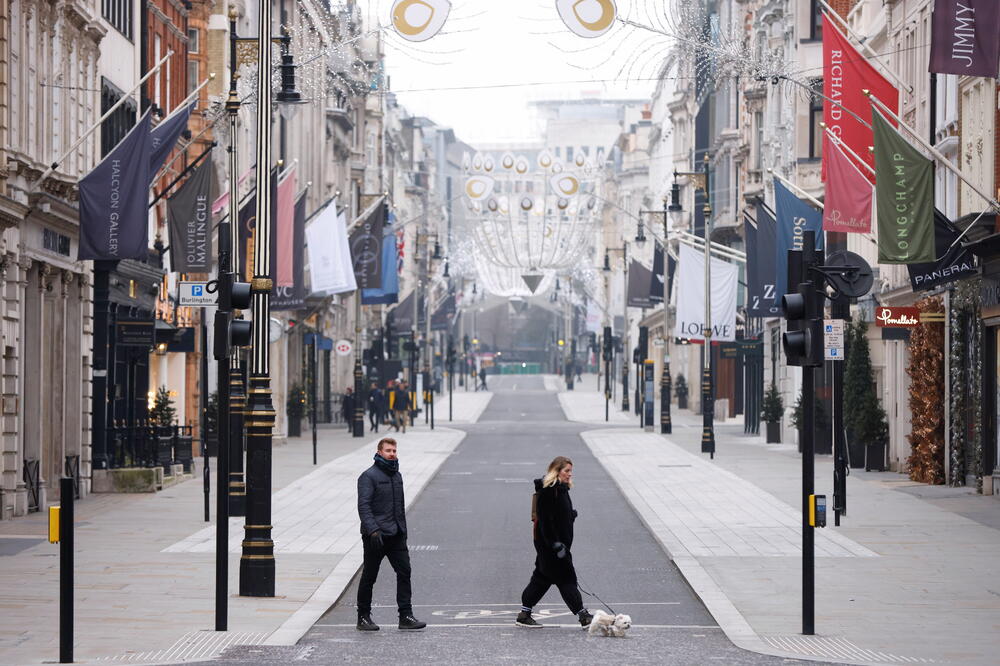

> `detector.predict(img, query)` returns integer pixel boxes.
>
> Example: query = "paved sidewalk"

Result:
[554,373,642,425]
[567,391,1000,665]
[0,391,491,665]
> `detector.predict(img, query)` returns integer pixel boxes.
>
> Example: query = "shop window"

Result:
[809,79,823,159]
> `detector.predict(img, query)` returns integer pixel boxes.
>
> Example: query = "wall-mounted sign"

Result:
[875,307,921,328]
[116,320,155,346]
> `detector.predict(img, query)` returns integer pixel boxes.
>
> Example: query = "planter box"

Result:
[677,396,688,410]
[288,416,302,438]
[765,421,781,443]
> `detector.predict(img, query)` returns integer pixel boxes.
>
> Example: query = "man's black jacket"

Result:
[358,463,407,537]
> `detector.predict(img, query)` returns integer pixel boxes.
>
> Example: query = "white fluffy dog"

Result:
[586,609,632,637]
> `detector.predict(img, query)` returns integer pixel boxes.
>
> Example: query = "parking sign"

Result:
[179,281,215,307]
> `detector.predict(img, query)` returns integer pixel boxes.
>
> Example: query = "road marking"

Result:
[312,623,720,629]
[493,478,530,483]
[405,602,683,607]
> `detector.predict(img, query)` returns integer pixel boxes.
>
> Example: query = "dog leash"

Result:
[576,573,617,616]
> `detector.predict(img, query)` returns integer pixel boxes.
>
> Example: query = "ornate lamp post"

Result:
[672,154,715,457]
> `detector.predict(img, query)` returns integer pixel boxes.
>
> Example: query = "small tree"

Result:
[843,318,889,448]
[791,392,829,432]
[760,383,784,424]
[151,386,177,427]
[674,374,688,401]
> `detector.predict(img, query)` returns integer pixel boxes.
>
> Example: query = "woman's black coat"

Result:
[532,478,578,582]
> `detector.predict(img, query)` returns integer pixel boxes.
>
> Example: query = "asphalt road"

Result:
[206,376,831,665]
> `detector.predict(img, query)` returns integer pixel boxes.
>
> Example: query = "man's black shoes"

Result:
[398,615,427,630]
[515,611,542,628]
[356,615,379,631]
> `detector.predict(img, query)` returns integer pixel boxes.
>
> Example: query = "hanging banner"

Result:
[774,179,824,299]
[823,16,898,179]
[273,193,307,311]
[872,110,935,264]
[673,243,739,342]
[649,243,664,304]
[744,212,763,316]
[349,201,385,290]
[238,168,278,283]
[167,153,214,272]
[754,201,781,317]
[627,260,655,308]
[78,111,153,260]
[306,198,356,295]
[149,101,194,177]
[362,212,401,305]
[431,294,456,331]
[275,166,297,287]
[823,136,874,233]
[907,209,978,291]
[929,0,1000,77]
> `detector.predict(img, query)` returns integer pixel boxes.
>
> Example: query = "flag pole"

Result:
[819,3,913,94]
[767,170,824,210]
[30,51,175,193]
[866,91,1000,211]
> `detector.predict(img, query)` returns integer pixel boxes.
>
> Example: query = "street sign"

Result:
[335,339,353,356]
[179,281,214,307]
[116,320,154,347]
[824,319,844,361]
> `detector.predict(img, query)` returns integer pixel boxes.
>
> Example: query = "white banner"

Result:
[673,243,738,342]
[306,198,357,295]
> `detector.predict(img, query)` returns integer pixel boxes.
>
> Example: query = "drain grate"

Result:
[762,635,935,664]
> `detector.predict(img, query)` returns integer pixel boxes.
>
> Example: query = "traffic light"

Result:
[782,279,823,368]
[637,326,649,361]
[214,280,252,360]
[602,326,612,361]
[229,282,253,348]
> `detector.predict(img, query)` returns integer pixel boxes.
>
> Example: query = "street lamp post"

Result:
[239,0,277,598]
[603,243,630,412]
[669,155,715,455]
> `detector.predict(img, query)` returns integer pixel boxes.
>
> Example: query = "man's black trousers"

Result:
[520,561,583,614]
[357,533,412,617]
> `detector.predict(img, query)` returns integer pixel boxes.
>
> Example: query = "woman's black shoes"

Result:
[399,615,427,630]
[515,611,542,628]
[356,615,379,631]
[578,610,594,628]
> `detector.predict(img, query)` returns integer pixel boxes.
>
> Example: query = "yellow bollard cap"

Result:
[48,506,60,543]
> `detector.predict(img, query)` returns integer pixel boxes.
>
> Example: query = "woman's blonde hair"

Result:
[542,456,573,488]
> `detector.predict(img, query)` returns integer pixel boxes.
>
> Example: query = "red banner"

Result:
[875,307,921,328]
[822,16,898,180]
[822,135,873,233]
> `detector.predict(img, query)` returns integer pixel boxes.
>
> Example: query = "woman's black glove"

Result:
[370,531,383,548]
[552,541,567,559]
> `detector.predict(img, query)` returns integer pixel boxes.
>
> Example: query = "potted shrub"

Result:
[675,374,689,410]
[286,383,307,438]
[791,392,831,455]
[760,383,783,443]
[843,318,888,468]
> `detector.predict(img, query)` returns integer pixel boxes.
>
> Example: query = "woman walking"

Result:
[515,456,593,629]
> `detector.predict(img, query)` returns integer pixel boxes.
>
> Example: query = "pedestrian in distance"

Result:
[382,380,394,426]
[356,437,426,632]
[479,367,487,391]
[516,456,593,629]
[367,382,383,433]
[342,387,355,432]
[392,382,410,433]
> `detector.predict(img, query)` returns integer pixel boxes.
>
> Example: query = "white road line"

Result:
[311,623,720,629]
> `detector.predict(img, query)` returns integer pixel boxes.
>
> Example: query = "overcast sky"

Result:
[362,1,660,145]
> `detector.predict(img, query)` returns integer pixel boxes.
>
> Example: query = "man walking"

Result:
[367,382,383,433]
[342,387,355,432]
[356,437,426,631]
[392,382,410,433]
[479,367,487,391]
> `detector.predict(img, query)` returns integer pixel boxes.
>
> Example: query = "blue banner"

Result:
[78,110,153,260]
[774,179,824,299]
[149,102,194,177]
[362,212,399,305]
[754,201,781,318]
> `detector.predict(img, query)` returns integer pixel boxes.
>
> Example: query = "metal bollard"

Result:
[60,477,74,663]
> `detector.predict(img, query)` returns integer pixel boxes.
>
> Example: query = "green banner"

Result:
[873,111,935,264]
